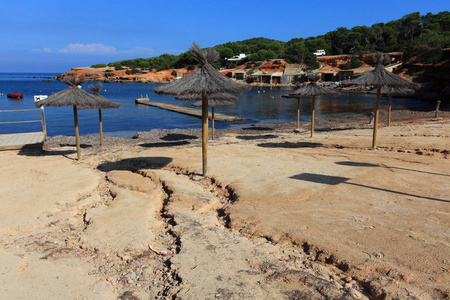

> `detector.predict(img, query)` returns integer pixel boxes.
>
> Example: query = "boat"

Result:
[34,95,48,102]
[7,93,24,99]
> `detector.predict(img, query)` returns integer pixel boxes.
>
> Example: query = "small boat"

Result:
[7,93,24,99]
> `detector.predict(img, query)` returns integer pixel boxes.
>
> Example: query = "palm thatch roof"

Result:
[88,83,122,108]
[35,76,120,109]
[369,86,415,97]
[154,42,251,96]
[192,100,235,107]
[343,53,420,90]
[176,92,238,103]
[287,73,339,98]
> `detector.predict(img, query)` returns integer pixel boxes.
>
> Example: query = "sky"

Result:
[1,0,448,73]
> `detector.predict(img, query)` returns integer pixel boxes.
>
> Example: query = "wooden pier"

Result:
[135,99,247,122]
[0,132,46,150]
[0,108,47,151]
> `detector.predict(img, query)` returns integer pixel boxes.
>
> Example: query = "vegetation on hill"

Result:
[105,11,449,70]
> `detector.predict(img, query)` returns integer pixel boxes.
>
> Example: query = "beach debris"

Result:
[149,245,173,256]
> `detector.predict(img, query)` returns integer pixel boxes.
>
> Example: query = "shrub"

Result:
[171,70,177,77]
[125,68,139,75]
[417,47,443,64]
[343,57,363,69]
[91,64,107,68]
[104,69,113,73]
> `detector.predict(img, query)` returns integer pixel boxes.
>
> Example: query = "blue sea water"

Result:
[0,72,433,138]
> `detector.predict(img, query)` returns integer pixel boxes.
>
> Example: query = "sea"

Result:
[0,72,434,138]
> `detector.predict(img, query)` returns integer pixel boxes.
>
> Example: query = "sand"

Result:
[0,112,449,299]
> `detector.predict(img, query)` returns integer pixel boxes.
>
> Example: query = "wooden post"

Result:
[311,96,316,137]
[202,93,208,176]
[211,107,215,140]
[435,100,441,118]
[294,98,301,133]
[372,85,381,148]
[388,96,392,127]
[98,109,103,146]
[40,107,46,135]
[73,105,81,160]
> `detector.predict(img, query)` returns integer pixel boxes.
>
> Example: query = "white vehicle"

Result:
[313,50,326,56]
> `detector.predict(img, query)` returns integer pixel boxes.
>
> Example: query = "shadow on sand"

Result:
[258,141,323,148]
[335,161,450,177]
[290,172,449,203]
[97,157,173,172]
[235,134,278,141]
[139,141,191,148]
[241,126,275,131]
[160,133,198,141]
[17,148,78,160]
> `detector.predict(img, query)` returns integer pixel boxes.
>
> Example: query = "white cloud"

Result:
[58,43,117,54]
[119,47,154,55]
[32,43,156,57]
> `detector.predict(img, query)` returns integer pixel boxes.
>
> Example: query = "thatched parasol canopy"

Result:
[343,53,420,89]
[154,42,251,175]
[88,82,121,108]
[288,74,339,99]
[285,73,339,136]
[369,86,415,97]
[35,77,115,109]
[154,44,250,97]
[191,100,235,107]
[343,52,420,147]
[35,76,121,159]
[176,92,238,103]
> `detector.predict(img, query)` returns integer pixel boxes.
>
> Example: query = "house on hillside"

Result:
[248,71,282,85]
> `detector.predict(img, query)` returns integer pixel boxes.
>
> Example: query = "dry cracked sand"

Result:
[0,112,449,299]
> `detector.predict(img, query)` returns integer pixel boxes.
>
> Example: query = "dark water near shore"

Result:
[0,72,434,138]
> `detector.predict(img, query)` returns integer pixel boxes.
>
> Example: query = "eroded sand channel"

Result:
[0,119,448,299]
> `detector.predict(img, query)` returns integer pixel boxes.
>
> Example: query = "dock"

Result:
[0,108,47,151]
[135,99,247,122]
[0,132,46,151]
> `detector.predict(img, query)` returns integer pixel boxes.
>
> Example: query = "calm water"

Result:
[0,72,433,138]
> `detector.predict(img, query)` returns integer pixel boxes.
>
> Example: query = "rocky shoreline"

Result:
[45,109,448,150]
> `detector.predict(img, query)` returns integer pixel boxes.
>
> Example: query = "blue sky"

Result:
[1,0,448,73]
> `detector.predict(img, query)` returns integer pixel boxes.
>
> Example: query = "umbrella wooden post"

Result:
[388,96,392,127]
[372,86,381,148]
[73,105,81,160]
[435,100,441,118]
[294,98,301,133]
[211,107,215,140]
[311,96,316,137]
[98,109,103,146]
[202,93,208,176]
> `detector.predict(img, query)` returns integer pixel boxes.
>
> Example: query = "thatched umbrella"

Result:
[369,87,414,127]
[344,52,419,147]
[88,82,121,145]
[177,92,237,140]
[286,73,339,137]
[154,42,250,175]
[35,76,120,160]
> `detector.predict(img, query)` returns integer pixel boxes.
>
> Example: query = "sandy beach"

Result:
[0,110,449,299]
